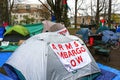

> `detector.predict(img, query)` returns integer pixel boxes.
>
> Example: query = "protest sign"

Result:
[50,41,91,72]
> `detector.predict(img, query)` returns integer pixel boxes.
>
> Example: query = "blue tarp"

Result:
[97,63,120,80]
[0,52,12,67]
[0,27,5,40]
[102,30,119,43]
[0,73,13,80]
[116,27,120,32]
[76,28,92,41]
[95,69,117,80]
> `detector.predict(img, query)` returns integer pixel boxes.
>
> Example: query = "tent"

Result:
[4,32,100,80]
[0,27,5,41]
[23,23,43,36]
[76,28,92,41]
[3,25,30,42]
[42,20,56,32]
[4,25,29,36]
[116,27,120,32]
[5,23,44,37]
[102,30,119,43]
[96,26,109,34]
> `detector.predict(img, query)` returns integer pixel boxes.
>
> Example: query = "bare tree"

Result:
[38,3,51,20]
[8,0,15,25]
[108,0,112,27]
[39,0,70,27]
[95,0,105,28]
[74,0,78,28]
[0,0,9,25]
[0,0,14,25]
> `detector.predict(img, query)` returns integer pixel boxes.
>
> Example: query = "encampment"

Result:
[4,32,100,80]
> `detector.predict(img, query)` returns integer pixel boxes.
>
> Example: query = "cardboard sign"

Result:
[50,41,91,72]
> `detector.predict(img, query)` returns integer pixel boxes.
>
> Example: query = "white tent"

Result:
[5,32,100,80]
[42,20,56,32]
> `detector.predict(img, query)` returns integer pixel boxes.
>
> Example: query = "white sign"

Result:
[56,28,70,36]
[50,41,91,72]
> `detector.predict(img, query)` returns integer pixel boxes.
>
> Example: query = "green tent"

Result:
[5,23,44,37]
[96,26,109,34]
[23,23,44,36]
[4,25,30,36]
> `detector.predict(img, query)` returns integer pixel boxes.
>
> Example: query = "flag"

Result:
[62,0,71,10]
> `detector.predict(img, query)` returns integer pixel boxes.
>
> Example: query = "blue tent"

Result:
[76,28,92,41]
[116,27,120,32]
[0,27,5,41]
[102,30,119,43]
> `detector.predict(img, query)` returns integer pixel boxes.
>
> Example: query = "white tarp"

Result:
[6,32,100,80]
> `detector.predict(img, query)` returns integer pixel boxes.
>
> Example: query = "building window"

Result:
[26,5,30,10]
[20,15,22,17]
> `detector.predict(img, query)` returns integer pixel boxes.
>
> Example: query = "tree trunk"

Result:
[108,0,111,27]
[95,0,100,28]
[0,0,9,25]
[74,0,78,28]
[46,0,70,27]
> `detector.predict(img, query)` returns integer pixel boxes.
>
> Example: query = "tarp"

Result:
[95,69,116,80]
[0,52,12,67]
[97,63,120,80]
[5,32,100,80]
[102,30,119,43]
[0,27,5,41]
[116,27,120,32]
[4,25,29,36]
[96,26,109,34]
[0,73,13,80]
[23,23,44,36]
[76,28,92,41]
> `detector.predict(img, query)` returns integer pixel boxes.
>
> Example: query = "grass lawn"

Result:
[67,28,80,35]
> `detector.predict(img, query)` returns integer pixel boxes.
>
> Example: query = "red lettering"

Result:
[57,52,65,59]
[68,50,73,57]
[76,56,83,64]
[58,44,64,50]
[65,43,73,50]
[64,52,69,58]
[70,59,76,67]
[76,48,81,54]
[51,44,57,50]
[74,41,79,47]
[59,29,67,34]
[80,47,86,52]
[71,49,78,56]
[57,52,69,59]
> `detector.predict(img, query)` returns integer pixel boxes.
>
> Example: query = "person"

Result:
[2,21,8,27]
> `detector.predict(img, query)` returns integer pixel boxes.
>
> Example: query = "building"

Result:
[12,4,45,25]
[70,15,95,28]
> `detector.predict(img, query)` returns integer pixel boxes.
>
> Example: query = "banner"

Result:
[50,41,91,72]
